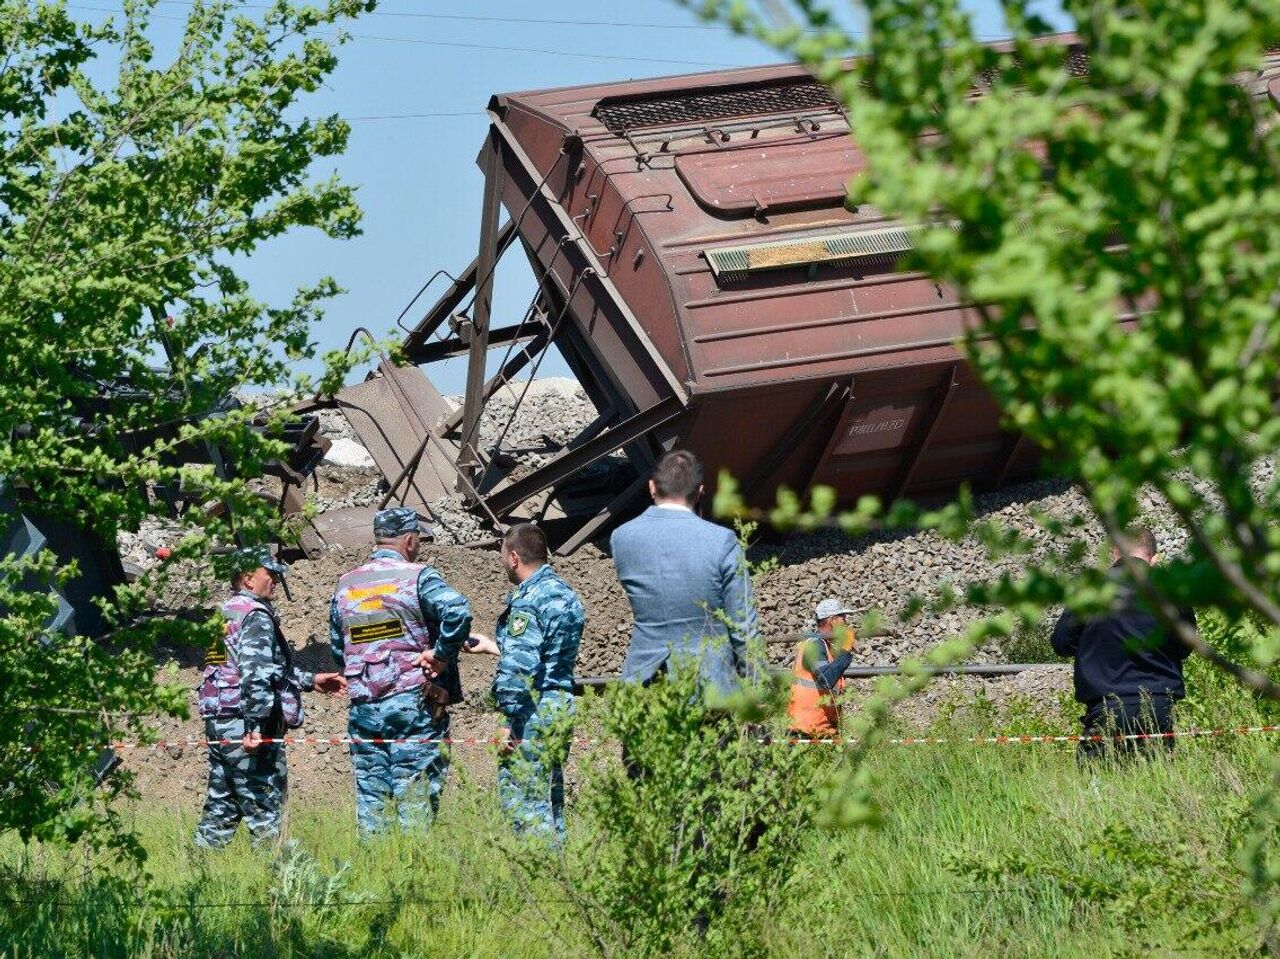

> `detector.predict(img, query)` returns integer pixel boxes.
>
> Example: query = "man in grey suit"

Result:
[610,450,759,697]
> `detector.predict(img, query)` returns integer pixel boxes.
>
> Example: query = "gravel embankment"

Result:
[131,376,1280,804]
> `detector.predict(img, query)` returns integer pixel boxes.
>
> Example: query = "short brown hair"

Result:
[503,522,548,565]
[651,450,703,502]
[1120,525,1158,556]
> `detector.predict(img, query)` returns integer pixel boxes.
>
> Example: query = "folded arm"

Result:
[418,569,473,664]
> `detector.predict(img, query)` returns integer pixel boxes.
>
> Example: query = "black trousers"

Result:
[1077,696,1176,762]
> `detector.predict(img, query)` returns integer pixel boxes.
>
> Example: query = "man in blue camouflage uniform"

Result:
[330,508,472,835]
[196,548,346,848]
[491,523,584,842]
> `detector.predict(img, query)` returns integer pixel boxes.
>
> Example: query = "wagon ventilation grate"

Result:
[704,222,960,281]
[594,80,841,133]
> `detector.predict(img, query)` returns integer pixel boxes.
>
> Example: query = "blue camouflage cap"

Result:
[230,545,287,578]
[373,507,433,540]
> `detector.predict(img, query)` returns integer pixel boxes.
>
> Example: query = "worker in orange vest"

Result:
[787,599,857,738]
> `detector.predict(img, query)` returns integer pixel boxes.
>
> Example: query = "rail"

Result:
[573,662,1058,691]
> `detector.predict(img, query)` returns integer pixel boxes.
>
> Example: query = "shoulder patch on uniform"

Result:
[508,611,531,637]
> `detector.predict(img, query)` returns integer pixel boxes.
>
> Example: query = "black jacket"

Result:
[1050,560,1194,710]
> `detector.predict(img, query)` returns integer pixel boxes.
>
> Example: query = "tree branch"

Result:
[1089,488,1280,699]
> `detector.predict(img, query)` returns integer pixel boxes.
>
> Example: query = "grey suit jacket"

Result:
[610,505,759,695]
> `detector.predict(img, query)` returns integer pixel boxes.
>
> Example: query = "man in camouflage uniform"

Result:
[329,508,472,835]
[196,548,346,848]
[491,523,584,842]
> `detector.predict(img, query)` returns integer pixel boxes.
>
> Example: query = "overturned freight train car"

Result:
[332,59,1047,553]
[329,43,1277,552]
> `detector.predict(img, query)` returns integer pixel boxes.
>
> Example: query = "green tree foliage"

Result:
[681,9,1280,893]
[515,663,821,957]
[694,1,1280,695]
[0,0,371,851]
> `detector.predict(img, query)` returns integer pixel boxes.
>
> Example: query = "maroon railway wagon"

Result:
[314,47,1280,553]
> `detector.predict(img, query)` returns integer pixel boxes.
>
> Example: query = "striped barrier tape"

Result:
[39,723,1280,753]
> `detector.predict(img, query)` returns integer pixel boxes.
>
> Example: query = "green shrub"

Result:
[1180,611,1280,732]
[517,661,825,957]
[946,809,1274,957]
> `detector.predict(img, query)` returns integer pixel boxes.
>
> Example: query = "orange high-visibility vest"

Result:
[787,635,848,736]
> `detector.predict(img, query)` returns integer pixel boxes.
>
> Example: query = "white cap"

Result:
[815,598,855,621]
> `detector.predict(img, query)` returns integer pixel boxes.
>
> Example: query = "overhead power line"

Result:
[351,33,747,68]
[64,5,751,68]
[113,1,1018,40]
[145,0,732,31]
[342,111,483,122]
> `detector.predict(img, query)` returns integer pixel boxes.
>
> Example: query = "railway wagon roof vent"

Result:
[593,79,840,133]
[705,221,960,281]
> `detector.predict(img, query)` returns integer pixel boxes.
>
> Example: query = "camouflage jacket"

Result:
[199,591,314,730]
[493,564,584,718]
[329,548,472,704]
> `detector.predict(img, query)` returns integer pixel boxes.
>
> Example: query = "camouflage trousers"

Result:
[498,696,573,843]
[194,717,287,849]
[348,691,450,836]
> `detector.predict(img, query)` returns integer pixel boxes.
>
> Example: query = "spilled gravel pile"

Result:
[465,377,598,469]
[425,377,611,546]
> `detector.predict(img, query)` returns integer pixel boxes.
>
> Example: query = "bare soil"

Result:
[129,532,1071,810]
[124,378,1108,809]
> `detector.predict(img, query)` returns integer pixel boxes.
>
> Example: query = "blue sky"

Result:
[69,0,1065,393]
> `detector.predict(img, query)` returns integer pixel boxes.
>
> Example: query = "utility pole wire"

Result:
[64,4,754,68]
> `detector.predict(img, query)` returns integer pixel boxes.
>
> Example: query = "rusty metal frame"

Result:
[456,130,507,494]
[553,471,650,556]
[994,433,1031,489]
[401,219,518,361]
[531,267,625,418]
[488,114,688,405]
[378,432,433,511]
[440,323,554,436]
[401,115,691,530]
[741,377,853,499]
[410,322,540,364]
[482,396,685,519]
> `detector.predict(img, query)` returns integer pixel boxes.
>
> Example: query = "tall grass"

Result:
[3,650,1279,958]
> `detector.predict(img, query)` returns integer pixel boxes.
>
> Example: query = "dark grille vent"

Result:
[1064,47,1090,77]
[974,47,1090,87]
[594,80,840,133]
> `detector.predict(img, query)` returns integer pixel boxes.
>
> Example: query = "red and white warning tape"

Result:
[882,724,1280,746]
[43,723,1280,753]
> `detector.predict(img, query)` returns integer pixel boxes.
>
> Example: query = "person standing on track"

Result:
[486,523,583,842]
[1051,526,1196,760]
[786,598,857,739]
[329,508,472,835]
[196,547,346,849]
[611,450,760,700]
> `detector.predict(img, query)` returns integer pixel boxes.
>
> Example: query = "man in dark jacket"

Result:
[1050,526,1195,759]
